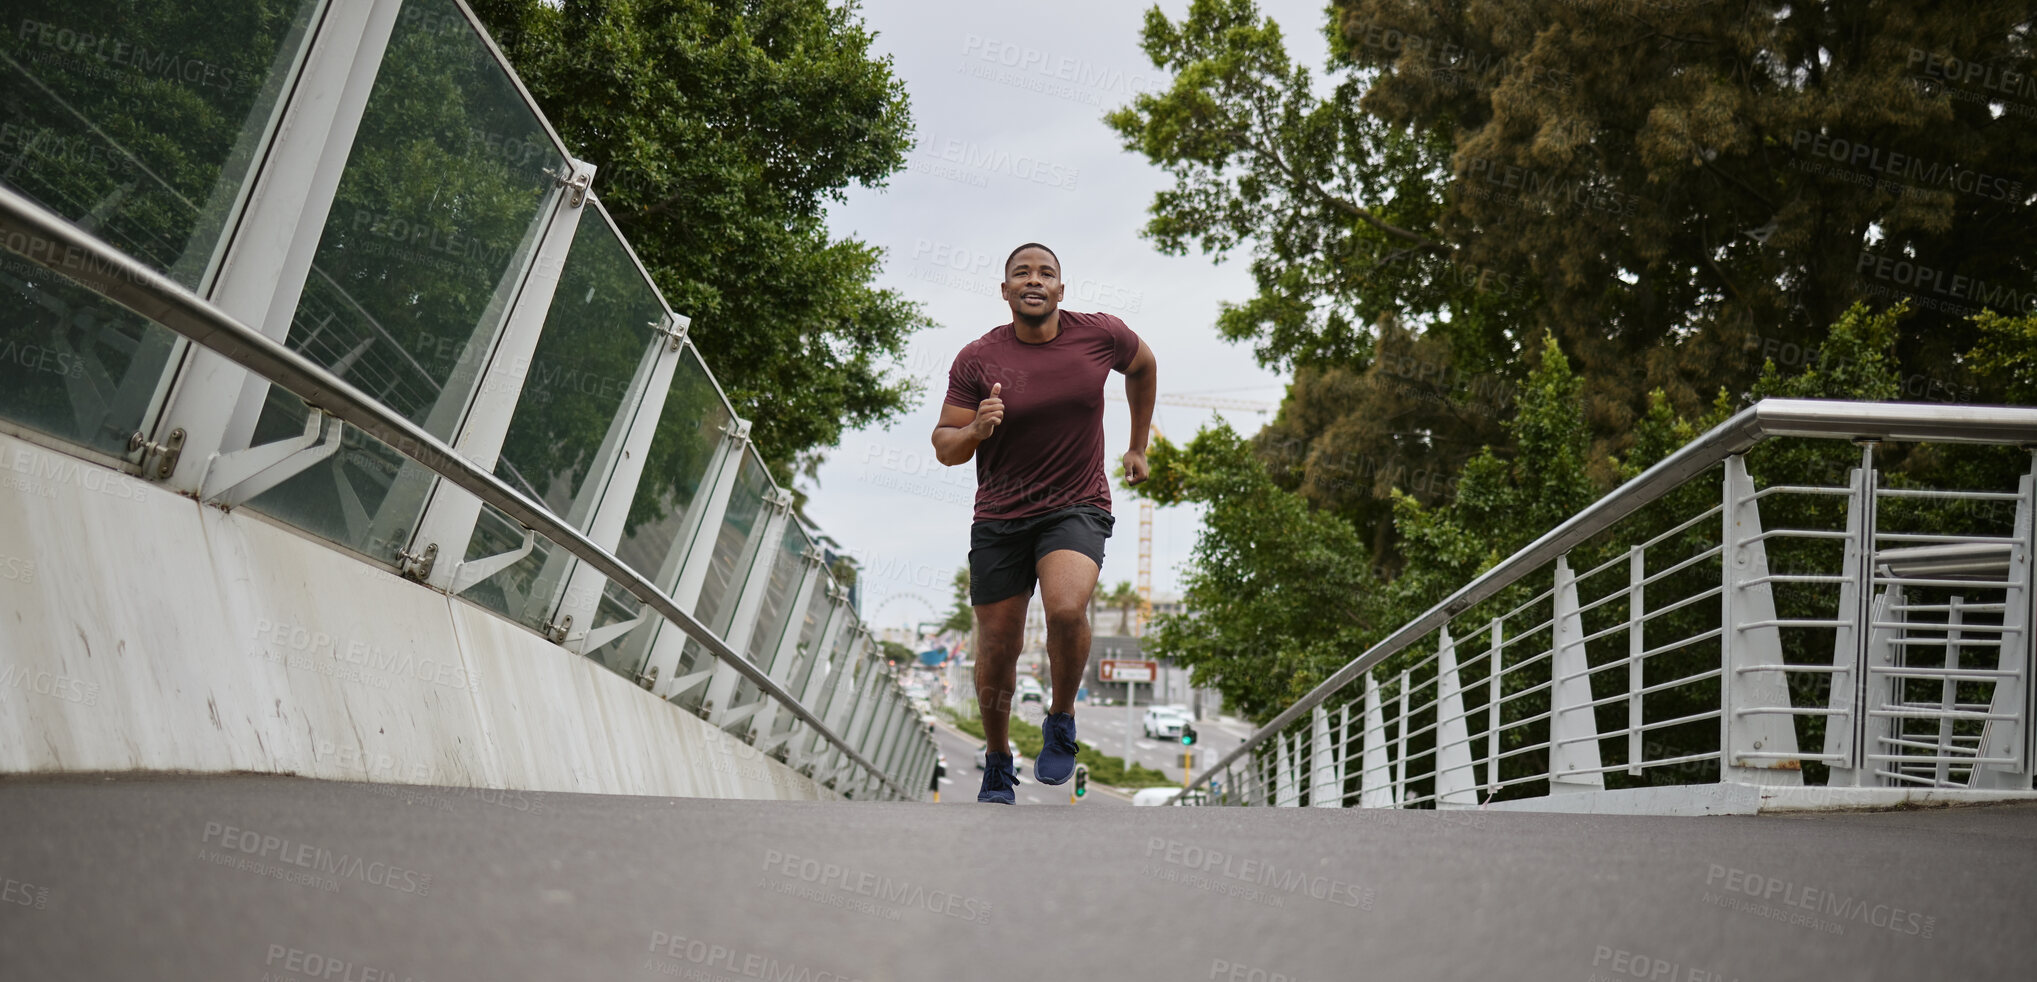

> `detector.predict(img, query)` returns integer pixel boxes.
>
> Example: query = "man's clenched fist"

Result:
[972,382,1005,439]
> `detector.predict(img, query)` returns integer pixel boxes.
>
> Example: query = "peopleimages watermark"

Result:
[759,848,991,925]
[1701,863,1936,938]
[1210,957,1312,982]
[0,663,102,707]
[2,873,50,911]
[1905,47,2037,115]
[645,930,866,982]
[1353,22,1575,95]
[1144,837,1375,909]
[916,135,1079,192]
[1589,945,1742,982]
[956,34,1158,106]
[3,443,148,502]
[263,943,421,982]
[1856,251,2037,317]
[15,18,246,94]
[199,821,432,896]
[253,616,482,695]
[1790,130,2023,203]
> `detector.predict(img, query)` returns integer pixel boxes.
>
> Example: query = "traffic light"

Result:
[1180,723,1198,746]
[1072,764,1089,799]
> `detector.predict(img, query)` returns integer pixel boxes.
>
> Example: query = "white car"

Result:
[1016,677,1045,704]
[1132,787,1207,806]
[973,745,1025,778]
[1142,707,1191,740]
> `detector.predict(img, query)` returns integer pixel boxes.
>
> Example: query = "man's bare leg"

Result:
[972,591,1030,755]
[1037,550,1101,716]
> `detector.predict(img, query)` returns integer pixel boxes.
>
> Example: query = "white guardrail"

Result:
[0,184,925,802]
[1184,401,2037,812]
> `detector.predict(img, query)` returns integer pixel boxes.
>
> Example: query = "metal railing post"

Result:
[743,550,829,740]
[1394,672,1410,806]
[703,490,795,725]
[153,0,407,494]
[1549,556,1605,793]
[1720,455,1805,788]
[1972,460,2035,789]
[1627,546,1645,775]
[1360,672,1393,808]
[1435,627,1479,808]
[1276,732,1298,806]
[639,418,752,700]
[1487,619,1503,798]
[1310,705,1340,807]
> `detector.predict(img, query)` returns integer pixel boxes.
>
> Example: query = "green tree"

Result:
[878,640,915,667]
[942,567,974,635]
[1103,580,1142,635]
[1110,0,2036,565]
[469,0,933,482]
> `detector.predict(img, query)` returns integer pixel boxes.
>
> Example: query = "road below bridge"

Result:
[2,775,2032,980]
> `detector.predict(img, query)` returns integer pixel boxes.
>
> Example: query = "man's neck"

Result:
[1012,310,1061,344]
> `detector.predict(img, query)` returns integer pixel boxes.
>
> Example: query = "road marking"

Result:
[1135,740,1157,750]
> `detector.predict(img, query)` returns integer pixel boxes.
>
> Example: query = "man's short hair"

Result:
[1004,242,1060,275]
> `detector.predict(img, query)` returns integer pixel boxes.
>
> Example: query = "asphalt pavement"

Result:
[4,774,2032,981]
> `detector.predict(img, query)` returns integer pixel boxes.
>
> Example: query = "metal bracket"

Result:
[636,664,659,692]
[663,667,715,702]
[200,409,344,507]
[545,164,592,207]
[576,613,648,653]
[543,614,573,645]
[128,427,185,481]
[722,417,752,443]
[649,312,689,352]
[450,527,537,595]
[395,542,437,582]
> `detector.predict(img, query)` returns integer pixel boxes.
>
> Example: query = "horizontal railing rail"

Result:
[1184,399,2037,800]
[0,184,915,801]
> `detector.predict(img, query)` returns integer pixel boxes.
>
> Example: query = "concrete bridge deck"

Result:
[2,775,2032,981]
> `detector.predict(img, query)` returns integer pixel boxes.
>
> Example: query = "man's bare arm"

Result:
[1121,341,1157,484]
[932,383,1004,466]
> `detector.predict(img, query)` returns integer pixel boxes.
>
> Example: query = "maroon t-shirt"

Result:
[944,310,1143,522]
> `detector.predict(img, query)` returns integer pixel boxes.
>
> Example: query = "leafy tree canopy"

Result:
[1111,0,2035,573]
[470,0,932,483]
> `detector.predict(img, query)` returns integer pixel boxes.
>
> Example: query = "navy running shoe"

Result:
[1035,712,1079,785]
[978,752,1016,804]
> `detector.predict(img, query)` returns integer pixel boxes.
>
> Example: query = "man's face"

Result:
[1000,247,1065,320]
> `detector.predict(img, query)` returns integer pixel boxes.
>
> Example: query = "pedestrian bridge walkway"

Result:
[3,2,2036,978]
[2,774,2032,980]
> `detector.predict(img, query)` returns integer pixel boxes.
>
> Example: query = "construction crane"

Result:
[1106,391,1280,635]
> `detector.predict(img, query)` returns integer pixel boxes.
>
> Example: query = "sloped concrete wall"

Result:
[0,430,834,801]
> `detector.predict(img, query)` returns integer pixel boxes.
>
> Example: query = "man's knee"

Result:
[1043,603,1088,633]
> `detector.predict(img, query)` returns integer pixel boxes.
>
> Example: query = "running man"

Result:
[931,243,1157,804]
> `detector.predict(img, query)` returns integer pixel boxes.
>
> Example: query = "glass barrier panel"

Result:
[722,520,813,727]
[665,453,772,714]
[769,587,839,740]
[0,0,321,455]
[459,209,661,637]
[244,0,566,560]
[598,345,735,678]
[614,345,732,581]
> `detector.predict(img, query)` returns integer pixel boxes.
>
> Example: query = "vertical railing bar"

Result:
[1936,597,1963,788]
[1849,442,1881,781]
[1628,545,1645,776]
[1395,670,1410,808]
[1487,618,1502,799]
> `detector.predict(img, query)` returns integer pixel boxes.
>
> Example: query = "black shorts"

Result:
[969,504,1115,606]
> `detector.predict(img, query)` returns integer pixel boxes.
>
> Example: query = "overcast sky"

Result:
[807,0,1336,632]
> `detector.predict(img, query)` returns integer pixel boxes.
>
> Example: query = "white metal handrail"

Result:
[1185,400,2037,803]
[0,184,918,801]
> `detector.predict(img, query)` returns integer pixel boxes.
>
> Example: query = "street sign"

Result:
[1100,659,1157,683]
